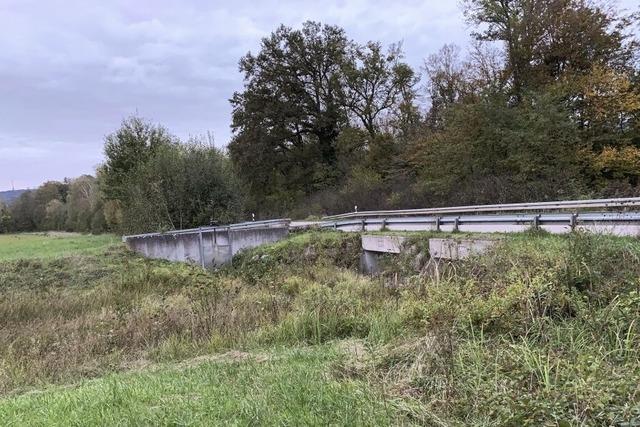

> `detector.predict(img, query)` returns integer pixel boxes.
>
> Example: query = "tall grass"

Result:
[333,232,640,425]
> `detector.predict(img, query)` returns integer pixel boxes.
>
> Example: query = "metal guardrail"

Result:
[320,212,640,235]
[122,197,640,241]
[323,197,640,221]
[122,218,291,241]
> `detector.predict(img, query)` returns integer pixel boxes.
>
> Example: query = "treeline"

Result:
[2,0,639,234]
[0,119,242,234]
[0,177,106,234]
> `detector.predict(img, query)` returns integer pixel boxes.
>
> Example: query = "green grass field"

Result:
[0,233,118,261]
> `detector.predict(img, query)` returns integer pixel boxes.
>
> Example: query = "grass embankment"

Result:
[0,231,639,425]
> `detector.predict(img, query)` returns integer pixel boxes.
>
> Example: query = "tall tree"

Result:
[423,44,476,129]
[463,0,636,98]
[229,22,417,214]
[231,22,349,168]
[342,42,417,137]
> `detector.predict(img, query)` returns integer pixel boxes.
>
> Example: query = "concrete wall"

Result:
[428,238,497,260]
[123,220,290,269]
[360,250,382,275]
[229,227,290,256]
[360,234,500,274]
[127,233,202,264]
[361,235,407,253]
[360,235,409,275]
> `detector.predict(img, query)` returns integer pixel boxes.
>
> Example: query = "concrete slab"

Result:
[428,238,497,260]
[361,235,407,253]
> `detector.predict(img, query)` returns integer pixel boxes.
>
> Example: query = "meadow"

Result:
[0,233,118,261]
[0,231,639,425]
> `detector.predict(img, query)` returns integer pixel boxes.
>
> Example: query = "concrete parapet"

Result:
[123,219,290,268]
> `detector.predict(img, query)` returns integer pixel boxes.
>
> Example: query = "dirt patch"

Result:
[175,350,271,370]
[334,335,441,399]
[120,357,153,372]
[335,339,372,375]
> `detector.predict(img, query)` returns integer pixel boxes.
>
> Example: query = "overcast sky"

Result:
[0,0,637,191]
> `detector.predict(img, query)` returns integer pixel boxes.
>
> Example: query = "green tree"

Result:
[231,22,349,165]
[411,91,585,204]
[144,139,242,229]
[229,22,352,216]
[10,191,36,232]
[44,199,67,231]
[31,181,68,230]
[229,22,418,215]
[0,201,12,233]
[102,115,174,200]
[66,175,104,233]
[343,42,417,137]
[109,132,244,234]
[423,44,478,130]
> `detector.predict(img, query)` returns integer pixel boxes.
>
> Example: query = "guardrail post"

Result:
[569,213,577,231]
[435,216,441,232]
[361,219,366,232]
[381,218,387,231]
[453,217,460,232]
[198,227,205,269]
[533,215,540,230]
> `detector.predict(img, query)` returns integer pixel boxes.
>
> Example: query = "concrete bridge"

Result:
[123,197,640,270]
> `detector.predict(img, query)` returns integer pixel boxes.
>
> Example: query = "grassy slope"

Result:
[1,231,639,425]
[0,233,118,261]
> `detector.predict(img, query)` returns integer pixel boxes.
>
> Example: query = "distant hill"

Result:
[0,189,27,205]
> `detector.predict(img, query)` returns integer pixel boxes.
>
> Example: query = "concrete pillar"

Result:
[360,250,380,275]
